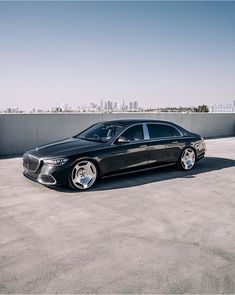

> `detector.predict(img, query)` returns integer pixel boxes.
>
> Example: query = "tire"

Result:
[68,159,98,190]
[177,147,196,171]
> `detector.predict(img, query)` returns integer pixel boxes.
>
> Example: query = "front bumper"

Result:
[23,160,70,186]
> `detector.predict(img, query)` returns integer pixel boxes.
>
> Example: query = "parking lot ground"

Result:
[0,137,235,294]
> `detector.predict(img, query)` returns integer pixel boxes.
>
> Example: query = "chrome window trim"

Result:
[111,122,185,146]
[140,136,183,144]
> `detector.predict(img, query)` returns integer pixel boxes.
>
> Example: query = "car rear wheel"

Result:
[178,147,196,171]
[69,160,98,190]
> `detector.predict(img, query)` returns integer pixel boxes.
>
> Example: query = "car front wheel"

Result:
[69,160,98,190]
[178,147,196,171]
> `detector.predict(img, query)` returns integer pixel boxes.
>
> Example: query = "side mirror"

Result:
[116,136,129,144]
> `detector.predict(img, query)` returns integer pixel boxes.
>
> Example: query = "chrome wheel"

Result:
[70,160,97,190]
[180,148,195,170]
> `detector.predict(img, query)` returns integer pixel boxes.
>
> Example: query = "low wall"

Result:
[1,112,235,157]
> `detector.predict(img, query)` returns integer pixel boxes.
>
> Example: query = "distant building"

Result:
[107,100,113,112]
[100,100,104,110]
[209,103,235,113]
[90,102,97,110]
[134,101,138,110]
[61,102,69,111]
[121,98,125,110]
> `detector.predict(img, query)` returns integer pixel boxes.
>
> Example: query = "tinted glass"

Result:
[147,124,181,138]
[119,125,144,142]
[77,123,124,142]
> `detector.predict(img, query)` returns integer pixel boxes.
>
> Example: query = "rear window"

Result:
[147,124,181,139]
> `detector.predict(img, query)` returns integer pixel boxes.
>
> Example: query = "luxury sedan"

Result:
[23,119,206,190]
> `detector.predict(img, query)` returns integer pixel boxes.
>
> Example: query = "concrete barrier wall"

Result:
[0,113,235,157]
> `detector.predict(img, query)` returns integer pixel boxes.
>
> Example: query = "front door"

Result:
[103,124,148,175]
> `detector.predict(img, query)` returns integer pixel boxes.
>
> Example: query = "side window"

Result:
[119,125,144,142]
[147,124,181,138]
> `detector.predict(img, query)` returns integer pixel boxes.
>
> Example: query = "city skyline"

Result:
[1,1,235,110]
[3,99,235,114]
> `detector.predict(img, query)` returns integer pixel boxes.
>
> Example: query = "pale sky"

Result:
[0,1,235,110]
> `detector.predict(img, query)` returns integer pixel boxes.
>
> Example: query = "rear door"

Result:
[146,123,183,165]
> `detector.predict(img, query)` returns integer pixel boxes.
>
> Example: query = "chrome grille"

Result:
[23,154,40,172]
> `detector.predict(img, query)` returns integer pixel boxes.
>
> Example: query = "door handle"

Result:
[140,145,147,148]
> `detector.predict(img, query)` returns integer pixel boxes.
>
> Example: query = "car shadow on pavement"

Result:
[52,156,235,193]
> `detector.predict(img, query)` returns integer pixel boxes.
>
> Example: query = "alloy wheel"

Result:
[71,160,97,190]
[180,148,196,170]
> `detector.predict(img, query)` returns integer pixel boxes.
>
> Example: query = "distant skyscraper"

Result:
[122,98,125,108]
[107,100,113,112]
[100,99,104,109]
[119,99,125,110]
[134,101,138,110]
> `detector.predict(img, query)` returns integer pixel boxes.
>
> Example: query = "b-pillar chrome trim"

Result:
[143,123,150,140]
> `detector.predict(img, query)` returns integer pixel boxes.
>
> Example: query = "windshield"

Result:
[75,123,124,143]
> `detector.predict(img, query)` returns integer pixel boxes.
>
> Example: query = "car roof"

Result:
[102,119,178,126]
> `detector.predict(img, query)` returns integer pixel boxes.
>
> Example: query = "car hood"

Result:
[35,137,104,158]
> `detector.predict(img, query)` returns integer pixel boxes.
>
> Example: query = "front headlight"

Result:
[43,158,69,166]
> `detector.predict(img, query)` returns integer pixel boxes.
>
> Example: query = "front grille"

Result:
[23,154,40,172]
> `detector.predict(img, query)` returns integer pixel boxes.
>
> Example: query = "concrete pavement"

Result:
[0,137,235,293]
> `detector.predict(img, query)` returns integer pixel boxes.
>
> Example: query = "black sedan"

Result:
[23,119,206,190]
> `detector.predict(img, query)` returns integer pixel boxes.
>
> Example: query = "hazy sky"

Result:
[0,1,235,110]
